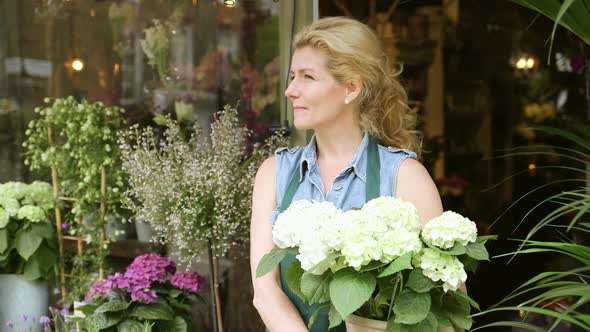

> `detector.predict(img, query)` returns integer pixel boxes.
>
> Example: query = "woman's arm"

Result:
[396,158,465,332]
[250,156,309,332]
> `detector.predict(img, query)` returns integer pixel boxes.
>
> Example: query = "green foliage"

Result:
[510,0,590,58]
[22,96,127,300]
[474,125,590,331]
[0,181,57,280]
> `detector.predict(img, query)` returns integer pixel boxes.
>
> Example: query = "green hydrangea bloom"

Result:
[0,207,9,228]
[0,197,20,217]
[0,182,28,200]
[27,181,54,211]
[16,205,46,223]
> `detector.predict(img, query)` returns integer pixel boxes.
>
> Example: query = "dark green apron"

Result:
[266,136,381,332]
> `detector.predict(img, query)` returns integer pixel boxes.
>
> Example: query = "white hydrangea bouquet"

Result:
[256,197,494,331]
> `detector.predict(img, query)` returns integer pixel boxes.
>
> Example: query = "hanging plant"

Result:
[22,96,127,302]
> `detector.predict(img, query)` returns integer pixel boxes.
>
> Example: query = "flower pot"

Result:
[134,217,155,242]
[345,314,387,332]
[0,274,48,332]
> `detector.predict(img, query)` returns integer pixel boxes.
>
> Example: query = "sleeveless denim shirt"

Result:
[267,132,417,331]
[271,132,417,225]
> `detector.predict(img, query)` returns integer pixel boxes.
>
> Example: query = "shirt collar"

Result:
[298,132,369,183]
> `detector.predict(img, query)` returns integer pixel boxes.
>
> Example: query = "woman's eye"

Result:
[304,75,314,80]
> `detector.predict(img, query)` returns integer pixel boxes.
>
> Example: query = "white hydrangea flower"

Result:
[339,197,422,270]
[414,248,467,292]
[362,196,422,233]
[422,211,478,249]
[272,200,343,275]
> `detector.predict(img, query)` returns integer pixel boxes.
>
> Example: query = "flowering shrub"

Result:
[119,106,286,263]
[257,197,494,331]
[0,181,57,280]
[78,253,206,331]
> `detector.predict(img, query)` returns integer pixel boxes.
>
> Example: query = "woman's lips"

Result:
[294,106,308,112]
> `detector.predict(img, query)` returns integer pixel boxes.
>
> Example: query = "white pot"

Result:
[345,314,387,332]
[0,274,49,332]
[134,217,155,242]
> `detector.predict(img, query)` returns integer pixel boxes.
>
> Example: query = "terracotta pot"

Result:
[345,314,387,332]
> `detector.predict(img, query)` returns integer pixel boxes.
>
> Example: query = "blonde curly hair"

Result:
[293,16,422,158]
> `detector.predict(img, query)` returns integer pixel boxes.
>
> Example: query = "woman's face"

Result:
[285,47,350,130]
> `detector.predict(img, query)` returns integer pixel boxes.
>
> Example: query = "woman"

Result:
[250,17,455,331]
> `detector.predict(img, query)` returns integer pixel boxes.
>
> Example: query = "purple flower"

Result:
[44,326,50,332]
[70,330,78,332]
[39,315,51,324]
[126,253,176,283]
[20,314,28,321]
[61,223,69,230]
[6,320,14,328]
[171,271,207,292]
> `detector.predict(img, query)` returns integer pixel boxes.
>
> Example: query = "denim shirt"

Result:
[270,132,418,224]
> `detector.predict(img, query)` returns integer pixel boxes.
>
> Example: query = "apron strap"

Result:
[279,135,380,213]
[365,135,381,201]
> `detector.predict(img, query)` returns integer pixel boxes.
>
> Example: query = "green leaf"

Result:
[77,303,99,316]
[308,252,339,275]
[329,269,376,318]
[23,257,42,280]
[462,256,479,273]
[30,222,54,240]
[117,319,144,332]
[256,247,293,278]
[476,235,497,244]
[163,316,188,332]
[393,289,431,325]
[285,260,305,301]
[406,269,435,293]
[0,228,7,253]
[169,289,182,298]
[465,242,489,261]
[130,303,174,321]
[31,242,58,274]
[450,289,480,311]
[443,244,466,256]
[301,271,331,304]
[378,252,413,278]
[329,305,343,329]
[445,295,472,330]
[15,229,43,260]
[96,301,130,313]
[85,312,124,330]
[387,312,438,332]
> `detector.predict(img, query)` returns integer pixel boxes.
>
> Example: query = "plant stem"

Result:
[586,58,589,194]
[212,251,224,332]
[207,242,219,332]
[386,273,401,322]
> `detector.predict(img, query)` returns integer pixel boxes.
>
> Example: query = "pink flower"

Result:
[171,271,207,292]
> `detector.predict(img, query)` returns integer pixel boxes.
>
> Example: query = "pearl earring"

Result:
[344,99,349,104]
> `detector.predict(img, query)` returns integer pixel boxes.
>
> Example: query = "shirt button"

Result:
[334,184,343,191]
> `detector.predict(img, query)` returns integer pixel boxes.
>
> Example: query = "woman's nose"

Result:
[284,80,299,99]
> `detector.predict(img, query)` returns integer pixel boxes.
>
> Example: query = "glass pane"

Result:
[0,0,281,181]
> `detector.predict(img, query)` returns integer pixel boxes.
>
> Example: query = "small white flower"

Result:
[414,248,467,292]
[422,211,477,249]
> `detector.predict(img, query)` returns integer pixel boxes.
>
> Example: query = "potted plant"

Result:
[118,106,286,332]
[76,253,206,331]
[470,1,590,330]
[257,197,494,331]
[22,96,127,303]
[0,181,57,332]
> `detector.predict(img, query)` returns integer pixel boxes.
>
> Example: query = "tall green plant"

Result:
[473,125,590,331]
[510,0,590,59]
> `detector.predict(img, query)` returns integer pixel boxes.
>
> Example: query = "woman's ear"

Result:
[345,76,362,104]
